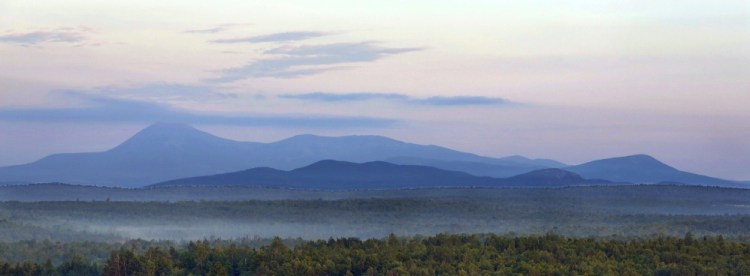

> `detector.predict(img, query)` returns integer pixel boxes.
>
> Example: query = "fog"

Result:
[3,185,750,243]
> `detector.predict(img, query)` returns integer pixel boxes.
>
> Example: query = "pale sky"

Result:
[1,1,749,179]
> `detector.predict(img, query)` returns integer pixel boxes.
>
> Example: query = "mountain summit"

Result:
[110,122,249,153]
[0,123,261,187]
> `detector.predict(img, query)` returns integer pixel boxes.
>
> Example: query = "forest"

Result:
[2,234,750,275]
[2,193,750,242]
[2,185,750,274]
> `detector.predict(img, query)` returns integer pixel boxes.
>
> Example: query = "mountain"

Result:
[3,123,736,188]
[0,123,262,187]
[152,160,496,189]
[151,160,600,190]
[384,156,566,178]
[252,134,562,173]
[565,154,738,186]
[0,123,562,187]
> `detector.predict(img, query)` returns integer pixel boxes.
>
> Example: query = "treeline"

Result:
[2,233,750,275]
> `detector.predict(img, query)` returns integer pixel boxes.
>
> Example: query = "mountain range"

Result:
[0,123,563,187]
[0,122,743,188]
[150,160,604,189]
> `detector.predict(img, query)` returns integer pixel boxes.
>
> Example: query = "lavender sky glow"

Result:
[0,1,748,179]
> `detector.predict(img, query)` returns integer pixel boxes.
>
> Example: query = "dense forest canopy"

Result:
[2,234,750,275]
[2,186,750,274]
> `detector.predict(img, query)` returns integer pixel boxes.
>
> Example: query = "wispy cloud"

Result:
[0,27,91,45]
[211,31,329,43]
[184,27,226,34]
[183,23,251,34]
[209,42,423,82]
[280,92,409,102]
[91,83,237,102]
[281,92,509,106]
[0,94,398,128]
[415,96,507,106]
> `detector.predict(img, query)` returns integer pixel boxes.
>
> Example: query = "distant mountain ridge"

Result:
[0,123,742,188]
[0,123,561,187]
[384,157,562,178]
[150,160,605,190]
[565,154,738,187]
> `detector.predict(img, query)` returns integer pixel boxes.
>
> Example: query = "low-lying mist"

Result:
[3,185,750,242]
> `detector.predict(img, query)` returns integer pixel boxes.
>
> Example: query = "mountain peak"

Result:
[595,154,672,169]
[622,154,657,160]
[138,122,200,135]
[109,122,237,153]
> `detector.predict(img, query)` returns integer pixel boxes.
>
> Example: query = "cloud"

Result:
[92,83,237,102]
[184,27,226,34]
[264,42,422,59]
[183,23,252,34]
[0,28,89,45]
[211,31,329,43]
[414,96,507,106]
[280,92,409,102]
[280,92,509,106]
[0,94,398,128]
[209,42,423,82]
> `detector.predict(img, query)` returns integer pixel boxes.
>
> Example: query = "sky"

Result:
[0,0,749,180]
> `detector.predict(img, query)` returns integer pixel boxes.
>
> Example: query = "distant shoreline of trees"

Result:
[2,233,750,275]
